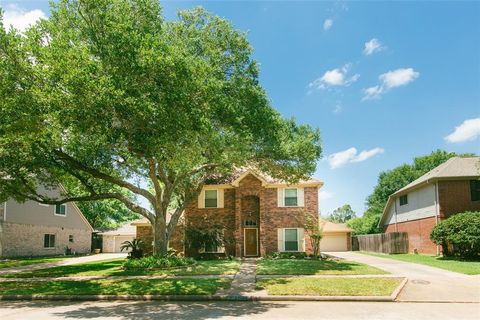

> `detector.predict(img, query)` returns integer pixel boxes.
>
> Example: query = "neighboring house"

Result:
[379,157,480,254]
[98,222,136,253]
[135,169,324,257]
[319,219,352,252]
[0,185,93,258]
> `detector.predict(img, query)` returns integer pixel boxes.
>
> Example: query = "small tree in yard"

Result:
[297,211,322,257]
[430,211,480,259]
[0,0,321,255]
[184,223,229,257]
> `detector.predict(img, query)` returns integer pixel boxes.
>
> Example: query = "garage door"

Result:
[321,233,348,252]
[113,236,135,253]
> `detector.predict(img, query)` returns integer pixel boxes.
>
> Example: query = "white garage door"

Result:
[321,233,349,252]
[113,236,135,253]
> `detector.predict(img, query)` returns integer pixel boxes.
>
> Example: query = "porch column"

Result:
[234,190,242,257]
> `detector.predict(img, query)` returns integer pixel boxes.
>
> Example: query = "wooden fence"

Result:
[352,232,409,254]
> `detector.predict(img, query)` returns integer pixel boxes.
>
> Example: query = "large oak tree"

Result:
[0,0,321,255]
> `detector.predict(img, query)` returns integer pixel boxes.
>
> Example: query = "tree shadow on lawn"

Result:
[0,300,288,320]
[257,259,383,275]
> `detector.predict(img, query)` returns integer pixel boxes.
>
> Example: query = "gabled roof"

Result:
[319,219,352,233]
[379,156,480,226]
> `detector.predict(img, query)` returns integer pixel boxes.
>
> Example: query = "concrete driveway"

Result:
[0,253,127,275]
[328,251,480,303]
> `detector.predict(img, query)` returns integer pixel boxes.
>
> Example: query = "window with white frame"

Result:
[204,190,218,208]
[44,234,55,248]
[55,204,67,216]
[284,188,298,207]
[284,228,299,251]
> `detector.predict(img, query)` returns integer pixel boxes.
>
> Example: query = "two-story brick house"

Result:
[379,157,480,254]
[135,169,323,257]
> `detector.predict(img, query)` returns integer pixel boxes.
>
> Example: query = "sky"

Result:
[1,0,479,217]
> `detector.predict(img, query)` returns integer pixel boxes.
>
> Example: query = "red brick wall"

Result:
[136,224,184,255]
[385,217,437,254]
[438,180,480,218]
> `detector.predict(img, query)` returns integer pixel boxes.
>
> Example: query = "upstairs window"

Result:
[471,180,480,202]
[284,188,298,207]
[69,235,74,243]
[399,195,408,206]
[55,204,67,216]
[204,190,218,208]
[44,234,55,248]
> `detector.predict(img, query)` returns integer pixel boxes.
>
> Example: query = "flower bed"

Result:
[123,255,195,270]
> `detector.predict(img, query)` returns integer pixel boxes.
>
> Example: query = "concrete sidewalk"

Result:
[328,251,480,303]
[0,254,127,275]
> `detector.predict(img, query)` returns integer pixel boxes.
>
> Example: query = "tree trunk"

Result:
[152,219,169,256]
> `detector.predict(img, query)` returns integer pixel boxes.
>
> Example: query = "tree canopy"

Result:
[0,0,321,254]
[348,150,474,235]
[326,204,356,224]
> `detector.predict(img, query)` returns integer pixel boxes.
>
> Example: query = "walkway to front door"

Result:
[244,228,258,256]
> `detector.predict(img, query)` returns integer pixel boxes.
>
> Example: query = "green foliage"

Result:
[430,212,480,259]
[265,252,308,260]
[0,0,321,255]
[184,223,229,257]
[123,255,195,270]
[296,210,322,256]
[349,150,471,235]
[327,204,356,223]
[120,239,144,259]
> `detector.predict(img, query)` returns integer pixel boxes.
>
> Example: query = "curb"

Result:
[391,277,408,301]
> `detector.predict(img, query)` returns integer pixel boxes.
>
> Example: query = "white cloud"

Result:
[445,118,480,143]
[363,38,385,55]
[319,190,334,201]
[327,147,384,169]
[2,5,46,32]
[333,103,342,114]
[323,19,333,30]
[362,68,419,100]
[309,64,360,90]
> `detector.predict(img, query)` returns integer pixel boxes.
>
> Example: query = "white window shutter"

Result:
[277,188,284,207]
[277,228,284,252]
[198,190,205,209]
[298,188,305,207]
[218,189,224,208]
[298,228,305,252]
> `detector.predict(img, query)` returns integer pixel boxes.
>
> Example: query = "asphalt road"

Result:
[1,301,479,320]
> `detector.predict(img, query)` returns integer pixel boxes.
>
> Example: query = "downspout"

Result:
[434,181,440,256]
[394,198,398,232]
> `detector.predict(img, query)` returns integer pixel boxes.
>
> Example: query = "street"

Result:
[0,301,479,320]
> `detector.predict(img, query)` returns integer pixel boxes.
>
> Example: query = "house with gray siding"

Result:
[0,185,93,258]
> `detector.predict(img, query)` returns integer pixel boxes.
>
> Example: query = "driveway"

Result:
[328,251,480,302]
[0,253,127,275]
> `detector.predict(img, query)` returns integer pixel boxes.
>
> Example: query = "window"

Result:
[471,180,480,202]
[55,204,66,216]
[399,195,408,206]
[284,229,298,251]
[204,190,218,208]
[204,243,220,253]
[69,235,74,243]
[244,219,257,227]
[44,234,55,248]
[284,188,298,207]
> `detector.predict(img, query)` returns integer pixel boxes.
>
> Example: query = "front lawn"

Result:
[0,256,70,269]
[0,278,230,296]
[2,259,240,278]
[257,259,387,275]
[256,277,402,296]
[359,252,480,275]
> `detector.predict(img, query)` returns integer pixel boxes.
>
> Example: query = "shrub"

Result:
[430,211,480,259]
[120,239,144,259]
[123,255,195,270]
[265,252,308,260]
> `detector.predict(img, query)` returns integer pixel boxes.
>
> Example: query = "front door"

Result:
[244,228,258,256]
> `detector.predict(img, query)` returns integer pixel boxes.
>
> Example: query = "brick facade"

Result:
[438,180,480,218]
[0,221,91,258]
[385,216,437,254]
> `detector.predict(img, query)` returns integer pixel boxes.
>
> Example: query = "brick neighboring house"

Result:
[0,185,93,258]
[135,169,323,257]
[379,157,480,255]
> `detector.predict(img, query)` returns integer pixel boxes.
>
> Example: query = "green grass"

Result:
[0,256,70,269]
[0,278,231,296]
[2,259,241,278]
[256,259,388,275]
[359,252,480,275]
[256,277,402,296]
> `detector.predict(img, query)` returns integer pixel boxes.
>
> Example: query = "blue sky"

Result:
[2,1,479,216]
